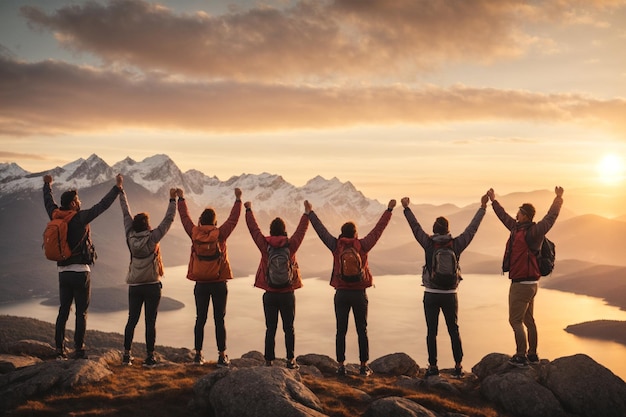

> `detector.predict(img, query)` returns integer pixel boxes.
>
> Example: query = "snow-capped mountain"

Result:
[0,154,385,222]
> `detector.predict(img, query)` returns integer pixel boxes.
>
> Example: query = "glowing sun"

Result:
[597,153,625,185]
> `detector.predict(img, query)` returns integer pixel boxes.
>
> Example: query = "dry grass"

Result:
[3,361,511,417]
[6,363,208,417]
[5,363,510,417]
[303,373,508,417]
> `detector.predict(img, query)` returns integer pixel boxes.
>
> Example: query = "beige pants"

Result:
[508,282,538,356]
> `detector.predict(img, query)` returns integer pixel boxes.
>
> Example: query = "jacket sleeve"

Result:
[43,182,58,219]
[119,191,134,236]
[360,209,392,252]
[177,198,195,237]
[528,195,563,248]
[219,200,242,240]
[288,214,310,254]
[453,207,486,254]
[150,199,177,244]
[491,200,517,231]
[77,185,121,225]
[245,209,267,252]
[308,211,337,252]
[403,207,431,249]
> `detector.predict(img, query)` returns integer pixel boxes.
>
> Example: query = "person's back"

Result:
[487,186,564,368]
[245,201,309,368]
[42,173,122,360]
[119,184,177,367]
[305,199,396,377]
[176,187,242,367]
[401,194,487,378]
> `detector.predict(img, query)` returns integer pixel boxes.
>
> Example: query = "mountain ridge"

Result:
[1,154,626,308]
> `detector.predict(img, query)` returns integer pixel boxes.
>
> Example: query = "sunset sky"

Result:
[1,0,625,206]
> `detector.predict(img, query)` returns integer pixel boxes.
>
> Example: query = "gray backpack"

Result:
[430,240,460,290]
[267,243,294,288]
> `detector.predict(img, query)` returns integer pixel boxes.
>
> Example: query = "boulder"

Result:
[471,352,511,380]
[296,353,339,374]
[193,366,327,417]
[480,371,567,417]
[369,352,419,377]
[472,353,626,417]
[543,354,626,417]
[0,354,42,374]
[0,357,112,413]
[363,396,436,417]
[6,339,56,359]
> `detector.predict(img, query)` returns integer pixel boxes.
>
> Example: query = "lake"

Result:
[2,266,626,380]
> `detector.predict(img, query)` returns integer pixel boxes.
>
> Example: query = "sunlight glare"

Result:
[596,153,625,185]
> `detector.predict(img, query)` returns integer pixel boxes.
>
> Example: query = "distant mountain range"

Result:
[1,154,626,308]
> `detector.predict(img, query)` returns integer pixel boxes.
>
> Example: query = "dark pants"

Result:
[423,291,463,366]
[55,271,91,351]
[263,291,296,361]
[334,289,369,363]
[194,281,228,352]
[124,282,162,354]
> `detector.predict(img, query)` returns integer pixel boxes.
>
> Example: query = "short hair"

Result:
[269,217,287,236]
[60,190,77,209]
[199,208,216,225]
[132,213,150,232]
[340,222,357,238]
[519,203,536,220]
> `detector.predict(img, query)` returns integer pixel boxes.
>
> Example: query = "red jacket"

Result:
[492,195,563,282]
[178,198,241,282]
[246,209,309,292]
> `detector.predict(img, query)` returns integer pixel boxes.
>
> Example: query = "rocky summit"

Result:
[1,317,626,417]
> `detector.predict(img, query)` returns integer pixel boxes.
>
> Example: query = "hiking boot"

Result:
[527,353,540,364]
[122,353,134,366]
[56,349,68,361]
[265,360,273,367]
[336,365,346,376]
[193,353,205,365]
[287,359,300,370]
[72,349,88,360]
[217,355,230,368]
[359,365,373,377]
[425,365,439,377]
[508,355,529,368]
[452,366,464,379]
[143,355,158,368]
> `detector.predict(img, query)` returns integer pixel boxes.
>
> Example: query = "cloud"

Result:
[17,0,583,81]
[1,55,625,136]
[0,151,48,161]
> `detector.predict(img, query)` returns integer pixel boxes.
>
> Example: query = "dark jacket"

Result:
[308,209,392,290]
[246,209,309,292]
[492,196,563,281]
[44,182,121,266]
[403,206,486,290]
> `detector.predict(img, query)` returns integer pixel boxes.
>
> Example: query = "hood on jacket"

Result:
[265,235,289,248]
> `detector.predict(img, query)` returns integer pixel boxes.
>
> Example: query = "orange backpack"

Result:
[43,210,79,261]
[190,227,222,281]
